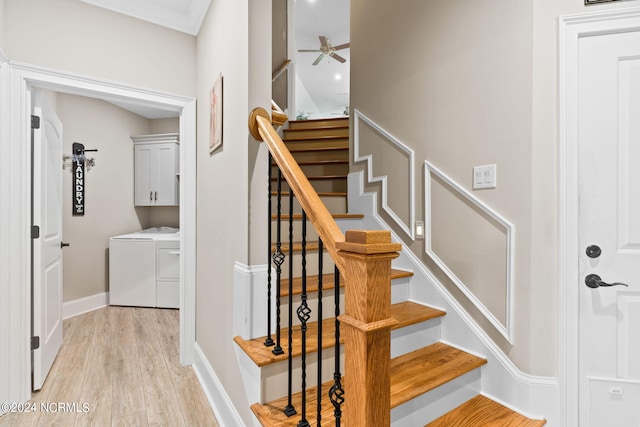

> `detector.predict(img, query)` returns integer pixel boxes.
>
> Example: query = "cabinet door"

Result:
[153,144,179,206]
[134,145,153,206]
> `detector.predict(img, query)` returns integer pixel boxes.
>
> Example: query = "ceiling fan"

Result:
[298,35,350,65]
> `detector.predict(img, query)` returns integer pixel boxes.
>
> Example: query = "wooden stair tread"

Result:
[234,302,443,367]
[272,241,321,253]
[272,214,363,220]
[284,135,348,143]
[390,342,487,408]
[271,175,346,181]
[426,394,546,427]
[249,342,484,427]
[288,117,348,129]
[271,191,347,198]
[280,268,413,297]
[287,146,348,153]
[272,160,348,166]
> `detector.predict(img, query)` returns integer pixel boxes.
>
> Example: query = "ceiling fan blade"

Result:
[319,35,329,49]
[298,49,321,52]
[312,54,324,65]
[333,42,350,51]
[330,53,347,63]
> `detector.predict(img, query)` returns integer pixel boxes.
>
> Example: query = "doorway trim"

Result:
[559,7,640,426]
[1,61,197,404]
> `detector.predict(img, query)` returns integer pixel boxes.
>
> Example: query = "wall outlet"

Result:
[473,164,497,189]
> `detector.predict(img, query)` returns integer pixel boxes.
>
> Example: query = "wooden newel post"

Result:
[336,230,401,427]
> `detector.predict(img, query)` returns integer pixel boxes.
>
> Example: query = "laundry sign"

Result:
[72,142,85,216]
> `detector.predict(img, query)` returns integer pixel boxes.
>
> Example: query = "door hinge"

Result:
[31,225,40,239]
[31,115,40,129]
[31,336,40,350]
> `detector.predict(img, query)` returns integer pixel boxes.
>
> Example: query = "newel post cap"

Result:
[336,230,402,255]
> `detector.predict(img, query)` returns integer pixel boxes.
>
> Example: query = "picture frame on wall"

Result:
[209,72,223,154]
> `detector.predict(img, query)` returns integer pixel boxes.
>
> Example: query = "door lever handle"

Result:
[585,274,629,289]
[60,241,70,248]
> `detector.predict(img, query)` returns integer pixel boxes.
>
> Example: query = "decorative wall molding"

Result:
[353,109,415,240]
[558,7,640,426]
[193,343,246,427]
[233,262,270,340]
[424,161,515,343]
[62,292,108,319]
[347,171,558,424]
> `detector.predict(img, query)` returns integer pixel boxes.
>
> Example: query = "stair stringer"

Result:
[346,171,560,426]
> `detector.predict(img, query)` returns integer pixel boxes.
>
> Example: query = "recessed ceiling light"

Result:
[334,74,342,80]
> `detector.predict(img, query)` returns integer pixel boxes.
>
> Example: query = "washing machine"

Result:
[109,227,179,307]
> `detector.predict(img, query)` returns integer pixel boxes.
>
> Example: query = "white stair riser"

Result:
[391,318,442,358]
[391,368,482,426]
[261,349,346,403]
[270,196,347,217]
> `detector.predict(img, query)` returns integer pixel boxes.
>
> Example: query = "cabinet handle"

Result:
[150,191,153,202]
[154,191,158,201]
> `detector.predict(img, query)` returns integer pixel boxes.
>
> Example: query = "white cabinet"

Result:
[132,133,179,206]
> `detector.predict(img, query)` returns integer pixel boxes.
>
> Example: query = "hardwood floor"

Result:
[0,306,219,427]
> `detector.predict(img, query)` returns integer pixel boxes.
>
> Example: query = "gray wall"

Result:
[3,0,196,97]
[350,0,633,377]
[58,94,152,302]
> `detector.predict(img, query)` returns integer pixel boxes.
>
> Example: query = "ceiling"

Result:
[78,0,211,36]
[78,0,349,119]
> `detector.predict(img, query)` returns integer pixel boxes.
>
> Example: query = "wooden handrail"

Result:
[272,59,291,82]
[271,100,288,128]
[249,107,346,275]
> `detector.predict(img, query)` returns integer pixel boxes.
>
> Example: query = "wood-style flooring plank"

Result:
[133,308,186,427]
[0,306,219,427]
[426,394,547,427]
[110,308,145,421]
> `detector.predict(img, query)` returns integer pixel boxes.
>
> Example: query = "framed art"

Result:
[209,73,223,154]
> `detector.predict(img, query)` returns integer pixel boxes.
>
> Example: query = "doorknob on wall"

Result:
[60,242,70,249]
[585,273,628,289]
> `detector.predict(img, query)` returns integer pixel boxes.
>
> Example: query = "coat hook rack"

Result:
[62,143,98,171]
[65,142,98,216]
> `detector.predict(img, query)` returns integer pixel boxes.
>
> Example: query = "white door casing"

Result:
[1,62,196,406]
[560,7,640,427]
[32,91,64,390]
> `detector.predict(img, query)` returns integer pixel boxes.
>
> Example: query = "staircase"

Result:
[238,115,547,426]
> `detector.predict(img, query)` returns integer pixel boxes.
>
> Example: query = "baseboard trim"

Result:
[62,292,109,319]
[192,342,245,427]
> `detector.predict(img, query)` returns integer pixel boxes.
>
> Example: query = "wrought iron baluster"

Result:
[284,188,296,417]
[328,267,344,426]
[264,154,274,347]
[296,211,311,427]
[316,239,324,426]
[271,169,285,356]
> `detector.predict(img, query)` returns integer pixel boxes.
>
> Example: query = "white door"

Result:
[32,91,64,391]
[578,30,640,426]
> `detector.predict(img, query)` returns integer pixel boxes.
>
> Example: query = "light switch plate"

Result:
[473,164,497,189]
